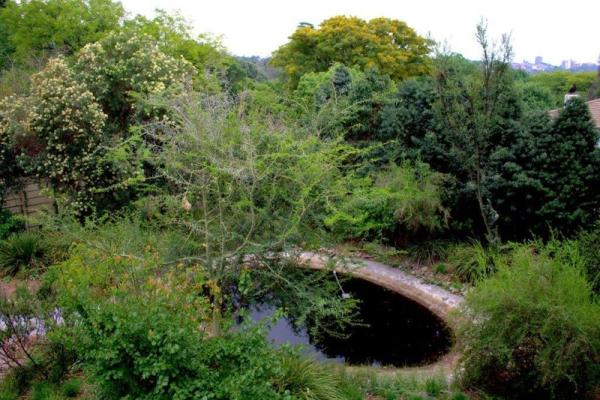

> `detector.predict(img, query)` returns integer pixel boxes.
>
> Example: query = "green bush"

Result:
[325,161,448,243]
[453,247,600,399]
[0,231,47,276]
[31,382,53,400]
[0,371,20,400]
[574,225,600,295]
[54,244,344,400]
[60,378,82,398]
[0,208,24,240]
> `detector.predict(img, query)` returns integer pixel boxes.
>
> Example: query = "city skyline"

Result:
[512,55,599,73]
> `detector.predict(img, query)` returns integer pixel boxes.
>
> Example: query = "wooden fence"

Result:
[3,181,54,221]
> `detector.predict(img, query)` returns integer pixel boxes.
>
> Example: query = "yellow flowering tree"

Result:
[271,16,433,89]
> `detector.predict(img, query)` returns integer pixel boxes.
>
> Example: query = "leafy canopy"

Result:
[0,0,124,67]
[271,16,432,88]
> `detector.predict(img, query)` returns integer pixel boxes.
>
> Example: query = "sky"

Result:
[120,0,600,66]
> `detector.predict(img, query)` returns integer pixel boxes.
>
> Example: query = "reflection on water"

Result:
[250,277,452,367]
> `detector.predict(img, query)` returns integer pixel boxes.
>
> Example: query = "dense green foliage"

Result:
[55,245,285,399]
[326,162,448,243]
[0,0,124,68]
[0,208,23,239]
[453,247,600,398]
[1,3,600,399]
[272,16,432,88]
[521,70,598,107]
[489,97,600,238]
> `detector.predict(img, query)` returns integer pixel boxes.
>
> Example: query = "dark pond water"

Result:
[250,277,452,367]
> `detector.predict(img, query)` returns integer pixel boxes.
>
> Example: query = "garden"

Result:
[0,1,599,399]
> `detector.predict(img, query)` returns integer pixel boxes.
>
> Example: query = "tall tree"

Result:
[271,16,432,89]
[433,20,515,242]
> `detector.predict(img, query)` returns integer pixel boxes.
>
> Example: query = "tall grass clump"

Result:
[0,232,47,276]
[453,246,600,399]
[275,356,346,400]
[447,241,499,283]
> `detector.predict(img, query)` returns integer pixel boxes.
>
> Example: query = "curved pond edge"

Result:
[292,252,463,376]
[294,252,464,323]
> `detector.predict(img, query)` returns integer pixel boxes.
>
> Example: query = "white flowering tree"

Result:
[74,30,195,132]
[18,58,110,215]
[0,95,28,201]
[0,31,194,216]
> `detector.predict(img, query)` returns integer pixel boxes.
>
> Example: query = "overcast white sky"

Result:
[120,0,600,65]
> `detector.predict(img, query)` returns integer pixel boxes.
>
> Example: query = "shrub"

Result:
[1,57,117,217]
[54,244,310,400]
[31,382,53,400]
[0,232,47,276]
[152,92,350,263]
[74,30,195,130]
[325,161,448,243]
[0,209,24,240]
[453,247,600,399]
[61,378,82,398]
[0,371,20,400]
[574,225,600,295]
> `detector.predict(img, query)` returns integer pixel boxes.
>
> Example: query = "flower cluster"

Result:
[28,59,109,214]
[1,31,194,216]
[74,31,194,127]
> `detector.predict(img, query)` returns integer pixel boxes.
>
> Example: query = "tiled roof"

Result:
[589,98,600,128]
[549,98,600,128]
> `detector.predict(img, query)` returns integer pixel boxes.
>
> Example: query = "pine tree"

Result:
[490,98,600,238]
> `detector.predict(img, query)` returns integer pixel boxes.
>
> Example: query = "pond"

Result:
[249,276,452,367]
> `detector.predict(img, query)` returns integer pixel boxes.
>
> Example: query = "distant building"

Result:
[535,56,544,65]
[560,60,574,69]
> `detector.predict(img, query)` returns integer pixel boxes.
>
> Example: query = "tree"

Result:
[526,71,597,107]
[0,95,26,201]
[73,30,195,132]
[515,80,555,111]
[530,99,599,230]
[0,0,124,67]
[271,16,432,88]
[122,11,230,92]
[377,77,436,147]
[589,73,600,100]
[432,21,515,242]
[488,98,600,239]
[11,58,111,216]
